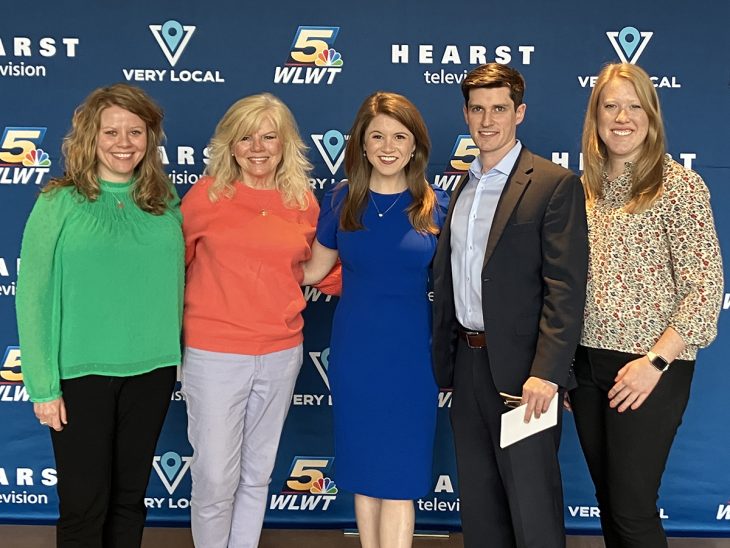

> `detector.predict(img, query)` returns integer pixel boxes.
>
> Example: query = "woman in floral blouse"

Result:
[571,63,723,548]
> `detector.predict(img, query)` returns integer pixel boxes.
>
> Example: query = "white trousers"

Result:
[181,344,302,548]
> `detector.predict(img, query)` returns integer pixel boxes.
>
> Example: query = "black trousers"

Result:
[49,367,176,548]
[450,338,566,548]
[570,346,694,548]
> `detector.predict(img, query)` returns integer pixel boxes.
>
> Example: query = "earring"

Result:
[411,153,414,158]
[362,151,367,157]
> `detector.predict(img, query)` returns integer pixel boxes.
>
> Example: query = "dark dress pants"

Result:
[49,366,176,548]
[570,346,694,548]
[450,337,566,548]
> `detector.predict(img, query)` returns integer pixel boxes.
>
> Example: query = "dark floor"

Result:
[1,526,728,548]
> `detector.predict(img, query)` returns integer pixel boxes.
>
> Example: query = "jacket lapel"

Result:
[434,173,469,271]
[482,149,533,268]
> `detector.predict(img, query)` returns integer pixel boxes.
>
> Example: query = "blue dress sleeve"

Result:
[316,184,348,250]
[432,184,451,230]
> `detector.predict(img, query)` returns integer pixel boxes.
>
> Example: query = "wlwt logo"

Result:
[270,456,338,511]
[274,26,344,85]
[0,127,51,185]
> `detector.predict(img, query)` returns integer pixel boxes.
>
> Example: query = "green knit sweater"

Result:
[16,180,184,402]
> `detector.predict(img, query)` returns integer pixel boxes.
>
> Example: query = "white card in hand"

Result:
[499,394,558,449]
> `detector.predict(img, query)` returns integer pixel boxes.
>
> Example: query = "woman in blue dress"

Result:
[303,92,448,548]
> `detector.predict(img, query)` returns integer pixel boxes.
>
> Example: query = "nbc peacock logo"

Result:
[315,48,343,68]
[22,149,51,167]
[310,477,338,495]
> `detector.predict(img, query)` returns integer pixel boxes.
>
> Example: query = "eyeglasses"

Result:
[499,392,523,409]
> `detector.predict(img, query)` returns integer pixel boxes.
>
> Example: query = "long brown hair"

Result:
[340,92,437,234]
[44,83,173,215]
[582,63,666,213]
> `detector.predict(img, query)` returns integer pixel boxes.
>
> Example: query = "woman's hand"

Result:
[608,357,662,412]
[302,240,339,286]
[34,397,67,431]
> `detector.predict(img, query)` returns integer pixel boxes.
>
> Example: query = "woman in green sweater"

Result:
[16,84,184,548]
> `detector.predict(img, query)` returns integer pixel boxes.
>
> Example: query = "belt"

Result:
[457,326,487,349]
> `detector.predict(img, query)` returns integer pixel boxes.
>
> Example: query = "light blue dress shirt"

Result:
[450,141,522,331]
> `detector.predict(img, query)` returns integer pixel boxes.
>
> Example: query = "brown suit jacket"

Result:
[432,147,588,394]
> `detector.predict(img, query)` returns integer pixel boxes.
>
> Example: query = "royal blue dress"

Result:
[316,185,449,499]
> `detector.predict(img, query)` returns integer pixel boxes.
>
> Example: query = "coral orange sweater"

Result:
[181,176,318,355]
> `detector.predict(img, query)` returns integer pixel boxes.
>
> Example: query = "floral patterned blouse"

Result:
[580,155,723,360]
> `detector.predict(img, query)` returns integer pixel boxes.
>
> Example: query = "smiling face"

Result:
[597,77,649,165]
[464,86,525,170]
[363,114,416,182]
[95,105,147,182]
[232,116,283,188]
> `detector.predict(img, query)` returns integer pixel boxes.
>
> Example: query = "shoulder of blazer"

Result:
[523,148,577,181]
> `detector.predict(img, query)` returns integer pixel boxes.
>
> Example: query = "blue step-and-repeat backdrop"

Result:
[1,0,729,536]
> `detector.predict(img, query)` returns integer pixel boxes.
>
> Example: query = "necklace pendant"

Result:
[260,209,267,216]
[116,202,124,209]
[378,213,383,218]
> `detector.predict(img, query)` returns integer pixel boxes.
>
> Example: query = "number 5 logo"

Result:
[289,27,339,64]
[449,135,479,172]
[1,347,22,383]
[0,127,47,164]
[284,456,334,492]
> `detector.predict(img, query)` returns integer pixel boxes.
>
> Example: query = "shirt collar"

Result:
[469,140,523,179]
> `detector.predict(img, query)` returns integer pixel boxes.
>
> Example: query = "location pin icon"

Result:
[160,451,182,482]
[323,130,345,162]
[618,26,641,60]
[161,20,184,53]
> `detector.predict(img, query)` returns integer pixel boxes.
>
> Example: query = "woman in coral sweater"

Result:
[181,93,320,548]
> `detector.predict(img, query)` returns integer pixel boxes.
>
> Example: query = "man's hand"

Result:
[521,377,557,423]
[34,397,67,431]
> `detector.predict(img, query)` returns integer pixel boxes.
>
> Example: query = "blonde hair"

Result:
[205,93,312,209]
[44,83,172,215]
[340,91,437,234]
[581,63,666,213]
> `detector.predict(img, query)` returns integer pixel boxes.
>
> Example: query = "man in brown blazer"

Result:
[432,64,588,548]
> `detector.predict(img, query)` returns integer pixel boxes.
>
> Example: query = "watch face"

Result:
[650,355,670,372]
